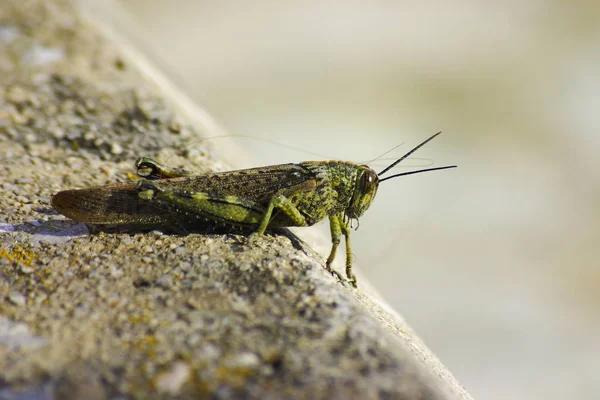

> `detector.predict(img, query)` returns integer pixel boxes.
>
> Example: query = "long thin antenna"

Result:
[379,165,456,182]
[362,141,406,165]
[378,131,443,176]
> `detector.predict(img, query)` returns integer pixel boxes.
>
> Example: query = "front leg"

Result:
[326,213,356,287]
[340,220,356,287]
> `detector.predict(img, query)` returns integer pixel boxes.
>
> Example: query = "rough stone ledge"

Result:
[0,1,472,399]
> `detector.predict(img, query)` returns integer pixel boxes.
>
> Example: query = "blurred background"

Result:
[84,1,600,398]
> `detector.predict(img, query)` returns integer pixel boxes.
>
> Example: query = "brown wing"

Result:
[52,182,172,225]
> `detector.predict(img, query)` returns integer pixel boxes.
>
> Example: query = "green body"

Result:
[52,157,381,286]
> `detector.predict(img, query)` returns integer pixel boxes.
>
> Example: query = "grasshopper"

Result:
[52,132,455,286]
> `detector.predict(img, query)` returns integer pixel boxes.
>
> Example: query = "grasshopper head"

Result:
[347,132,457,220]
[347,166,379,219]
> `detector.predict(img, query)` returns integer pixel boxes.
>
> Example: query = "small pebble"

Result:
[83,131,96,141]
[8,291,26,306]
[19,265,34,274]
[154,361,190,395]
[227,352,261,369]
[239,262,252,272]
[179,261,191,271]
[156,275,172,289]
[110,142,123,155]
[51,126,65,139]
[186,333,201,346]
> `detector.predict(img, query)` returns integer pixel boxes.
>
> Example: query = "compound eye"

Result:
[359,169,377,193]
